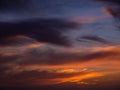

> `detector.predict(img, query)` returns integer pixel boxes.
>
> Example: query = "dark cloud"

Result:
[99,0,120,32]
[77,35,110,44]
[99,0,120,18]
[0,18,78,46]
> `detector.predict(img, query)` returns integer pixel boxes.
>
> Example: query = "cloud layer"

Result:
[0,0,120,90]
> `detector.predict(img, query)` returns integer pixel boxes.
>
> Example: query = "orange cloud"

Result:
[55,68,80,74]
[0,45,120,87]
[33,72,106,86]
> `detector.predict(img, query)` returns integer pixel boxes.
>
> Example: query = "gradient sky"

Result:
[0,0,120,90]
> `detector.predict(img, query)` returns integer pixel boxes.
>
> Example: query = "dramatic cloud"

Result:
[0,0,120,90]
[0,18,78,46]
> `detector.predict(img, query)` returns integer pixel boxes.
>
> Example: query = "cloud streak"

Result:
[77,35,111,44]
[0,45,120,66]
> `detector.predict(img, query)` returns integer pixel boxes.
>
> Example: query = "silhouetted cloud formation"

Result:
[77,35,110,44]
[0,19,77,46]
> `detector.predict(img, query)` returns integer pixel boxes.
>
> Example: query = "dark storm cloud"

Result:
[77,35,110,44]
[0,18,78,46]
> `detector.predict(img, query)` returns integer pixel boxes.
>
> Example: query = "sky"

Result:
[0,0,120,90]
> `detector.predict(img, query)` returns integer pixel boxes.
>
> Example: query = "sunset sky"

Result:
[0,0,120,90]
